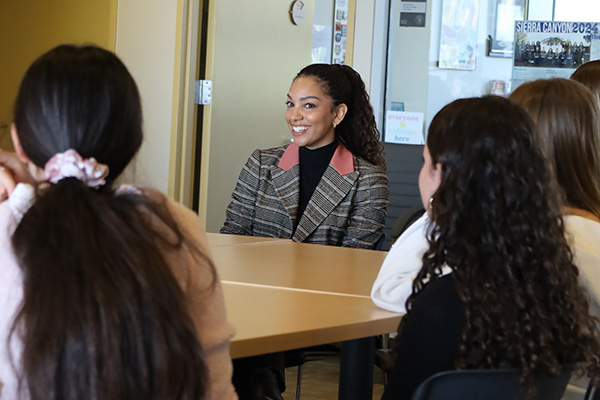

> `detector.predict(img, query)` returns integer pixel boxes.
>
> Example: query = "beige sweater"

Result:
[152,188,237,400]
[0,184,237,400]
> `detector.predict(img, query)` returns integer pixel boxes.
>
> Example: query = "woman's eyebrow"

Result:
[300,95,320,101]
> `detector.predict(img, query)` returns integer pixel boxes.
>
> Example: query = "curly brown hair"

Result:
[296,64,386,168]
[407,96,600,397]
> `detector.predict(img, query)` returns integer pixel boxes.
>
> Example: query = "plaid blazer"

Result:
[221,143,389,248]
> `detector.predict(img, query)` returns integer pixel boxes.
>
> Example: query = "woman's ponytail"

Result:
[12,180,209,400]
[10,45,212,400]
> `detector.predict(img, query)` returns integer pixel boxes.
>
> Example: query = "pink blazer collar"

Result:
[278,142,355,175]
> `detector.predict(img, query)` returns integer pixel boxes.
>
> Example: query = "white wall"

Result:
[529,0,554,20]
[353,0,377,91]
[386,0,434,116]
[115,0,179,193]
[201,0,315,232]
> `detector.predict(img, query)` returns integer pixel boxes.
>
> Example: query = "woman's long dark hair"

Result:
[404,96,600,397]
[10,45,211,400]
[296,64,386,168]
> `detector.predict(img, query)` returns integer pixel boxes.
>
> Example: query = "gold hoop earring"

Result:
[428,196,434,209]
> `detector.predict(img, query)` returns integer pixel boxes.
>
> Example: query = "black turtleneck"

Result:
[297,140,338,222]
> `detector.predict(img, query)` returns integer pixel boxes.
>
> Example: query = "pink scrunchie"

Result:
[44,149,109,188]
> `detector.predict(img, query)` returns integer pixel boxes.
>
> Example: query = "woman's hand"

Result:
[0,149,34,201]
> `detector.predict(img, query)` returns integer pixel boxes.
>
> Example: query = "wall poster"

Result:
[332,0,348,64]
[511,20,600,90]
[438,0,479,70]
[384,111,425,145]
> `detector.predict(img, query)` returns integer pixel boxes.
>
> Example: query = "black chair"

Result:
[410,368,571,400]
[373,233,387,251]
[390,207,425,246]
[585,381,600,400]
[284,344,340,400]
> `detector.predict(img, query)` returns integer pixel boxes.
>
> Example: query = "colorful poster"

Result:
[384,111,425,145]
[438,0,479,70]
[332,0,348,64]
[511,21,600,90]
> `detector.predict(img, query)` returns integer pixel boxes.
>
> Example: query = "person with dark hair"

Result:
[547,48,555,66]
[0,45,236,400]
[222,63,388,248]
[566,48,575,67]
[381,96,600,400]
[221,63,388,399]
[572,60,600,104]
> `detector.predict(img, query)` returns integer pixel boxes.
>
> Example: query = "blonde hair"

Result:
[510,78,600,218]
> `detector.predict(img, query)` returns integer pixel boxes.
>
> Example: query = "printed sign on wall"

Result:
[400,0,426,27]
[511,20,600,90]
[384,111,425,145]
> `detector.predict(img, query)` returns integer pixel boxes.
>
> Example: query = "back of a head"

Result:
[14,44,142,180]
[425,96,559,259]
[509,78,600,218]
[10,45,208,400]
[414,96,600,394]
[296,63,385,167]
[571,60,600,105]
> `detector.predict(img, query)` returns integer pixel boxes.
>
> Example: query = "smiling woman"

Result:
[285,76,346,149]
[220,62,389,400]
[221,63,388,248]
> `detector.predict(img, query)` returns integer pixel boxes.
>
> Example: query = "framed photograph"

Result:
[487,0,529,58]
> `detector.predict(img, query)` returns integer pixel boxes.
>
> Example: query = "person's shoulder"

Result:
[353,154,386,174]
[564,214,600,236]
[117,185,200,232]
[564,214,600,253]
[0,200,18,253]
[245,144,289,166]
[411,274,462,317]
[352,156,388,187]
[259,144,289,158]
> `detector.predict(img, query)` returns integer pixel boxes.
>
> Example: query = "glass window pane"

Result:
[555,0,600,21]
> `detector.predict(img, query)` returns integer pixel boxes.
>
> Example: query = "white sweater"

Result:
[370,213,429,313]
[371,213,600,318]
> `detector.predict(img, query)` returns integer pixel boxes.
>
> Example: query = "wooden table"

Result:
[224,282,400,358]
[209,234,402,400]
[210,234,388,297]
[206,232,291,247]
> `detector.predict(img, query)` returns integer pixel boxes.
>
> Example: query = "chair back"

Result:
[411,368,571,400]
[390,207,425,245]
[585,382,600,400]
[373,233,386,251]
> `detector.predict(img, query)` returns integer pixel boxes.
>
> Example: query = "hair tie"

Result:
[44,149,109,188]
